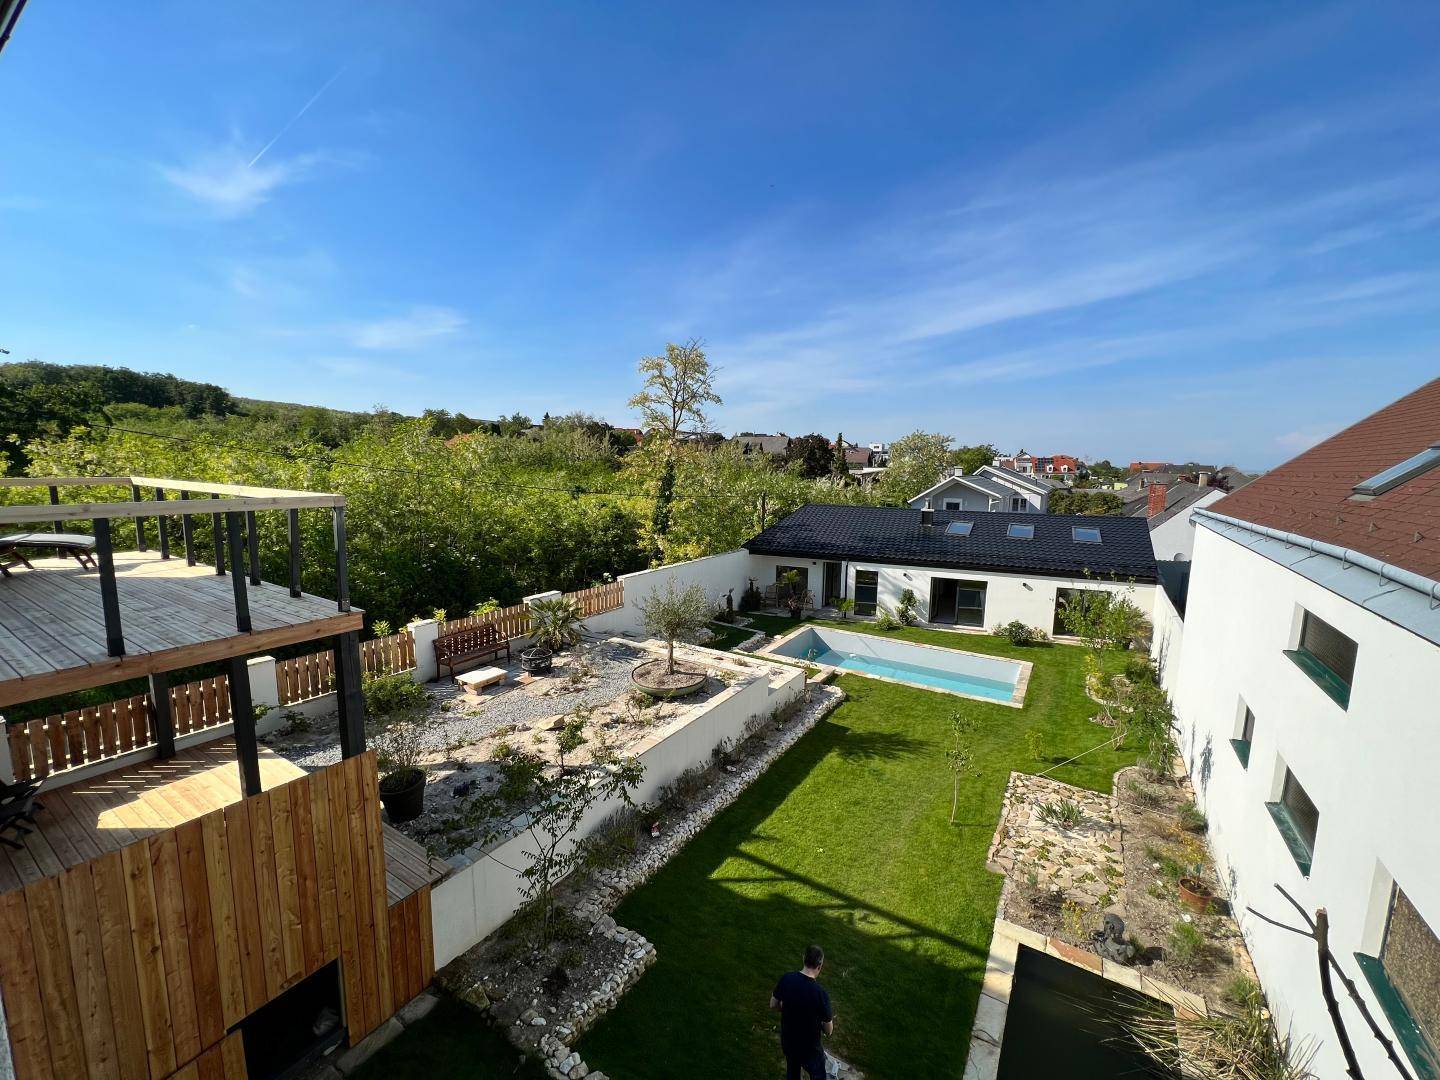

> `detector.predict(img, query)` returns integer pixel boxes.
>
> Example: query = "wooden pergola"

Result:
[0,476,367,795]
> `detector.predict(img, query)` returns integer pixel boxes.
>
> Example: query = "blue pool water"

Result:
[767,626,1023,702]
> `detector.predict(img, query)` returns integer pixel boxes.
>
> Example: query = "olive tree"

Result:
[637,580,713,674]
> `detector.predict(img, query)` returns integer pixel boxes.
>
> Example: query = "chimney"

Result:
[1147,483,1168,518]
[920,499,934,528]
[1196,471,1211,488]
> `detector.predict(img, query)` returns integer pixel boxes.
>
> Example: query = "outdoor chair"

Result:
[0,532,98,572]
[0,778,43,849]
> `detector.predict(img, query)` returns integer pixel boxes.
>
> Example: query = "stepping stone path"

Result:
[986,772,1124,908]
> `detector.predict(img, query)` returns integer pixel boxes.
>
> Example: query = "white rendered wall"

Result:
[1171,522,1439,1080]
[603,549,759,634]
[1148,489,1227,563]
[746,553,1156,634]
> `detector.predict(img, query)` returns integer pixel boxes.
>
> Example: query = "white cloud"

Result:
[1274,428,1335,453]
[159,141,332,218]
[349,306,467,350]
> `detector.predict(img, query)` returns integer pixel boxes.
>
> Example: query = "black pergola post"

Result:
[180,491,197,566]
[287,508,302,598]
[93,518,125,657]
[149,671,175,759]
[228,655,261,797]
[226,513,251,632]
[333,506,350,613]
[212,493,225,575]
[48,484,61,535]
[334,630,366,757]
[245,510,261,586]
[131,484,147,551]
[154,487,170,560]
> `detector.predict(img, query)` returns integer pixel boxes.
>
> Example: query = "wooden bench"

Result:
[434,623,511,680]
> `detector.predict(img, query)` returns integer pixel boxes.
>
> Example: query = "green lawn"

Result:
[579,623,1135,1077]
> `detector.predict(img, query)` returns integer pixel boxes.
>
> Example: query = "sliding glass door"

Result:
[854,569,879,616]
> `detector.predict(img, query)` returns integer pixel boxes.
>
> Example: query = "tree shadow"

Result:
[827,729,929,763]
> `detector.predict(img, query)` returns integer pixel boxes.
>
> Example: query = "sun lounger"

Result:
[0,532,98,572]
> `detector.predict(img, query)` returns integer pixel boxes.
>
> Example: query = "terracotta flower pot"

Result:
[1178,876,1213,914]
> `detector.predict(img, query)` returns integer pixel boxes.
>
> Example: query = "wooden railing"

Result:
[7,674,232,781]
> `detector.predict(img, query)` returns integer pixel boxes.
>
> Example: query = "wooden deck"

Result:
[0,549,363,707]
[0,738,447,899]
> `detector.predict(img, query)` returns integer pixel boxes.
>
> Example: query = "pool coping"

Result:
[760,624,1032,708]
[963,916,1208,1080]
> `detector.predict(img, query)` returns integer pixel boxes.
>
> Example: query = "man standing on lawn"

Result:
[769,944,834,1079]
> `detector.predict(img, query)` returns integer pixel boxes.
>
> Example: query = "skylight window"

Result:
[1353,443,1440,497]
[1072,526,1101,544]
[945,521,973,537]
[1007,524,1034,540]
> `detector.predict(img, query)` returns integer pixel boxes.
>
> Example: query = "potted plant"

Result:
[834,597,855,620]
[780,570,808,619]
[522,596,585,675]
[1178,875,1214,914]
[365,674,431,822]
[632,581,712,699]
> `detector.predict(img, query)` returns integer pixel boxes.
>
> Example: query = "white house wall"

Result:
[1171,522,1439,1080]
[746,553,1156,633]
[1148,489,1227,562]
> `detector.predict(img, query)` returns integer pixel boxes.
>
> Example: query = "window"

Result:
[1356,886,1440,1076]
[1010,497,1027,512]
[1266,768,1318,875]
[1053,587,1096,636]
[943,499,962,511]
[954,581,987,627]
[1071,526,1101,544]
[775,565,810,606]
[1353,444,1440,497]
[1286,610,1357,708]
[854,569,879,617]
[944,520,973,537]
[1231,705,1255,767]
[1007,523,1034,540]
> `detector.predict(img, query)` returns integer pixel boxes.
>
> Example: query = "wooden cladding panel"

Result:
[0,753,410,1080]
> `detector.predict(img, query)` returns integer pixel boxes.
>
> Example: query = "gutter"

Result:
[0,0,26,55]
[1192,508,1440,609]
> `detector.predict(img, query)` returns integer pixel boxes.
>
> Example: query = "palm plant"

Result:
[529,596,585,653]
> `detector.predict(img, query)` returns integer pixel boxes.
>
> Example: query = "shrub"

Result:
[834,597,855,620]
[370,618,393,638]
[1061,899,1098,942]
[1123,655,1155,684]
[363,672,428,719]
[739,578,763,612]
[896,588,920,626]
[530,596,585,652]
[993,620,1045,646]
[874,607,900,631]
[1023,729,1049,762]
[1037,798,1085,828]
[1167,919,1205,966]
[1178,801,1208,833]
[1225,975,1263,1011]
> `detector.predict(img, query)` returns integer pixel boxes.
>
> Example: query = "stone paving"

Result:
[985,771,1124,909]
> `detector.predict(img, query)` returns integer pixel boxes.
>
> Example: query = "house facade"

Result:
[743,503,1157,632]
[909,464,1054,514]
[1159,380,1440,1080]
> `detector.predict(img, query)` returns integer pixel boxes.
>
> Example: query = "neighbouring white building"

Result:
[909,464,1057,514]
[1158,378,1440,1080]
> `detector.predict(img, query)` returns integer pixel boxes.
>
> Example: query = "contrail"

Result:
[248,66,346,168]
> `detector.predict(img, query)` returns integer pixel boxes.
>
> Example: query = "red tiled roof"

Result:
[1209,379,1440,580]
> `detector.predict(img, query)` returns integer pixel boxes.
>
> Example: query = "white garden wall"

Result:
[597,550,759,635]
[430,645,806,968]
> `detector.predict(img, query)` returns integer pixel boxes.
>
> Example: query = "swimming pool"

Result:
[763,625,1029,706]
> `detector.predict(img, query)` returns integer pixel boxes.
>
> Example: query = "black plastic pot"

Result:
[520,647,554,674]
[378,767,426,823]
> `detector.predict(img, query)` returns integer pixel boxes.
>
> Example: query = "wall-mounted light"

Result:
[1022,582,1033,591]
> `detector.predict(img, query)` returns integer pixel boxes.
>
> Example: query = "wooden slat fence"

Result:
[566,580,625,617]
[360,631,416,678]
[0,753,429,1080]
[7,675,232,782]
[274,631,415,707]
[438,602,531,640]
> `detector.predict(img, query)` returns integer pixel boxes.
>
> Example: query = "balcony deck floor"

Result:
[0,738,447,901]
[0,549,362,707]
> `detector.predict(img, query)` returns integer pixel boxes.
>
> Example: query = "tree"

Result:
[833,432,850,477]
[468,715,645,944]
[946,714,980,824]
[950,443,999,477]
[1084,458,1127,485]
[877,430,954,504]
[628,338,721,441]
[1049,489,1125,515]
[629,339,722,556]
[784,433,835,479]
[636,580,713,674]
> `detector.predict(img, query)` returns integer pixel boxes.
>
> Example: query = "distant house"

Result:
[1044,454,1080,479]
[844,446,873,468]
[909,465,1056,514]
[993,449,1037,476]
[868,443,891,466]
[744,503,1157,629]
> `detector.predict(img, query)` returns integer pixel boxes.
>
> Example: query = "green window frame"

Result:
[1230,705,1255,768]
[1355,887,1440,1080]
[1265,768,1318,876]
[1285,610,1356,708]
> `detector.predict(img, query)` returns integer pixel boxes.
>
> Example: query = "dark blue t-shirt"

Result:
[773,971,832,1058]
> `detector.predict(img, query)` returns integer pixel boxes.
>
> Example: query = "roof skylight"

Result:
[1007,523,1034,540]
[1072,526,1101,544]
[1352,443,1440,497]
[945,521,974,537]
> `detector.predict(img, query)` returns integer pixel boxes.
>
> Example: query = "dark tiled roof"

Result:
[744,504,1158,582]
[1209,378,1440,580]
[983,464,1059,491]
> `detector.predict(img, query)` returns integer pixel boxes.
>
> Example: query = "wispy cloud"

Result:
[160,140,332,218]
[348,305,467,350]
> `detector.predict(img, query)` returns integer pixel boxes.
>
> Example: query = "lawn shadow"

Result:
[827,728,929,763]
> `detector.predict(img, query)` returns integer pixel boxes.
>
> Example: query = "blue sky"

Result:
[2,3,1438,468]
